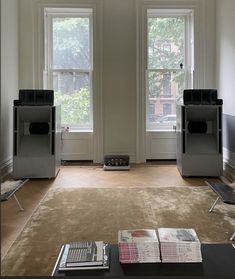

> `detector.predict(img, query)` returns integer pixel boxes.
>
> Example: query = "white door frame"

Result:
[136,0,207,163]
[33,1,104,163]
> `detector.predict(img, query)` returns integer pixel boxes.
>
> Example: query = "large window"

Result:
[44,8,93,131]
[146,9,194,131]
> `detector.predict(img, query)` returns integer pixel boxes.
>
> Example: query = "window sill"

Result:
[61,130,93,140]
[65,130,93,133]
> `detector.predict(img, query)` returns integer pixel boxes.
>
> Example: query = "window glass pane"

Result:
[53,72,92,129]
[163,103,172,115]
[146,70,184,131]
[53,17,90,69]
[148,17,185,69]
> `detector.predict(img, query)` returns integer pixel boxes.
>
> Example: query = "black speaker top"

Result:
[13,99,21,106]
[19,89,54,106]
[183,89,218,105]
[216,99,223,105]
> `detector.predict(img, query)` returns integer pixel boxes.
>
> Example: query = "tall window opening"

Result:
[146,9,194,131]
[44,8,93,131]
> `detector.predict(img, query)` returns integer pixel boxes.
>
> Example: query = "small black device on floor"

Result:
[103,155,130,170]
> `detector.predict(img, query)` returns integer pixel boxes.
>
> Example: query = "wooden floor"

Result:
[1,161,221,259]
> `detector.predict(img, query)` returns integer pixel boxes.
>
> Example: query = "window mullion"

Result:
[51,69,90,73]
[147,69,183,72]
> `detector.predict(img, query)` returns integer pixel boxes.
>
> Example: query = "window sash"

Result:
[146,9,194,132]
[44,8,93,131]
[146,69,185,131]
[51,69,93,130]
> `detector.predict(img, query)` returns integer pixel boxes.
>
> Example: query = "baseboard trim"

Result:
[2,152,233,181]
[223,148,235,182]
[1,157,13,180]
[223,161,235,182]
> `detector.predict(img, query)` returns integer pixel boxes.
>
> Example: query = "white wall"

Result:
[2,0,234,179]
[18,0,217,163]
[216,0,235,181]
[103,0,136,158]
[1,0,19,178]
[216,0,235,117]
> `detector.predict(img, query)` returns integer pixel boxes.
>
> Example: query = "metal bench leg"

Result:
[230,232,235,241]
[209,196,220,212]
[13,194,24,211]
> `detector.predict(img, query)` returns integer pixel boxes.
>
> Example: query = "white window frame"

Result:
[146,9,194,131]
[147,8,194,87]
[44,8,94,131]
[136,1,207,163]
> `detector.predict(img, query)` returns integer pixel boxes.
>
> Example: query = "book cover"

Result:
[118,229,159,243]
[58,241,107,269]
[158,228,200,243]
[58,243,110,271]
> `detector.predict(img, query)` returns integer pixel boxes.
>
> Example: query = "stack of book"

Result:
[58,241,110,271]
[158,228,202,263]
[118,229,161,263]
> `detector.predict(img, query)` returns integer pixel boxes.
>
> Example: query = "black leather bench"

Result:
[205,182,235,211]
[205,181,235,240]
[1,179,29,211]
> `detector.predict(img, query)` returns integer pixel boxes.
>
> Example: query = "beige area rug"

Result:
[1,186,235,276]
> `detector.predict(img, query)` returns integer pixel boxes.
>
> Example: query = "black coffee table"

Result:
[52,243,235,278]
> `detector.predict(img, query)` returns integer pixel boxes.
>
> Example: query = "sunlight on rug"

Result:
[1,186,235,276]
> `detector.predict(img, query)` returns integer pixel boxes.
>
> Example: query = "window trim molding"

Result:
[136,0,207,163]
[33,0,103,163]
